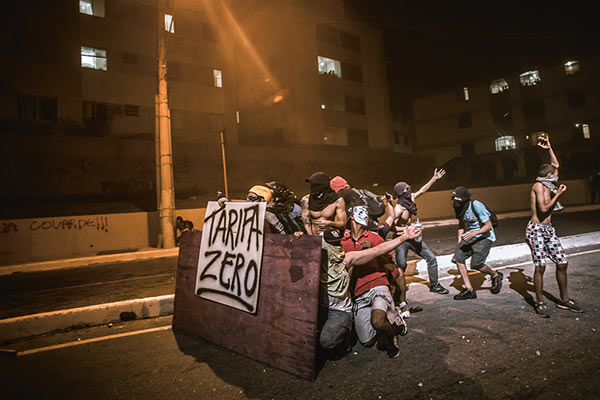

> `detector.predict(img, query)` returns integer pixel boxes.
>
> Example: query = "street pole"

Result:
[154,94,163,248]
[157,3,176,248]
[220,130,229,199]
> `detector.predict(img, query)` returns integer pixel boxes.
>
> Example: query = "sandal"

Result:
[534,302,550,318]
[556,298,584,313]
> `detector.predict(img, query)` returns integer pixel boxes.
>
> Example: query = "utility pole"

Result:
[156,1,176,248]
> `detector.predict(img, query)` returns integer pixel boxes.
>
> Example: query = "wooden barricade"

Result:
[172,230,322,380]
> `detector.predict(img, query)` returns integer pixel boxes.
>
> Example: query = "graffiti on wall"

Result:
[0,216,109,234]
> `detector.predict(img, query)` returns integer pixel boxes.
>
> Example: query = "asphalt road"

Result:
[1,210,599,320]
[2,249,598,400]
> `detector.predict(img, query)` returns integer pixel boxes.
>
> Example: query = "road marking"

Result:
[27,273,174,295]
[16,325,172,356]
[438,247,600,281]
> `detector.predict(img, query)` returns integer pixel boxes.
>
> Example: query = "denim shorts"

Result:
[452,238,492,270]
[353,285,396,344]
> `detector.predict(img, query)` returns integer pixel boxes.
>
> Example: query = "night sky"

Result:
[344,0,599,113]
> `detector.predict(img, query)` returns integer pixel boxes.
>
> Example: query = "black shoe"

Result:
[386,343,400,358]
[491,271,503,294]
[429,283,449,294]
[453,289,477,300]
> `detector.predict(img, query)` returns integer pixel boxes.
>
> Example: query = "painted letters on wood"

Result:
[195,201,266,314]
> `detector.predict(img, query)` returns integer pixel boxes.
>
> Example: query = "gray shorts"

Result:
[353,285,396,344]
[452,238,493,270]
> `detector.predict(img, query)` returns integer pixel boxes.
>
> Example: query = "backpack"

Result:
[352,188,386,218]
[471,200,498,228]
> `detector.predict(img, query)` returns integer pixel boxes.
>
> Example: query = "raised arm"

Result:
[345,225,421,267]
[537,134,559,169]
[413,168,446,199]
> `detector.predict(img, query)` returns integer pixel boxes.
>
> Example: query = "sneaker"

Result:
[429,283,449,295]
[396,301,410,318]
[534,302,551,318]
[386,342,400,358]
[556,298,584,313]
[491,271,503,294]
[453,289,477,300]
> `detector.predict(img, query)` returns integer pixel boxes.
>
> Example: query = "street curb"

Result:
[0,248,179,277]
[414,231,600,277]
[0,295,174,342]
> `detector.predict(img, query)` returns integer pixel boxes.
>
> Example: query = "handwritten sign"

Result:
[195,201,266,314]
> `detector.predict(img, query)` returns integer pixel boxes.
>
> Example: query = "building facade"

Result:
[412,55,600,176]
[1,0,422,216]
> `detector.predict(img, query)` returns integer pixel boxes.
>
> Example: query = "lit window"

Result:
[81,46,107,70]
[575,123,591,139]
[164,14,175,33]
[213,69,222,87]
[564,60,580,77]
[317,56,341,78]
[520,70,541,87]
[80,0,105,17]
[463,87,470,101]
[489,79,509,94]
[495,136,516,151]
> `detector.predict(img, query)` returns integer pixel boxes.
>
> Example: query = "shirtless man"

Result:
[526,134,583,317]
[388,169,449,316]
[301,172,347,235]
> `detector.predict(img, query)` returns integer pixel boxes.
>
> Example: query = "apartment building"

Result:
[412,55,600,172]
[1,0,418,212]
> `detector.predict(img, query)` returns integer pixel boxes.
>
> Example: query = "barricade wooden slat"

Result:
[172,230,322,380]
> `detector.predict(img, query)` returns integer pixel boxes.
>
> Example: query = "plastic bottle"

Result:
[414,218,422,242]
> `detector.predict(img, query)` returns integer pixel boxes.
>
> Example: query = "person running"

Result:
[388,169,450,316]
[451,186,503,300]
[526,134,584,317]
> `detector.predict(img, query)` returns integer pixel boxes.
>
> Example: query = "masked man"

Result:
[526,134,583,316]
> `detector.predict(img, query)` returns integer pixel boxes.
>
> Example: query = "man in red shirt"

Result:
[340,201,407,358]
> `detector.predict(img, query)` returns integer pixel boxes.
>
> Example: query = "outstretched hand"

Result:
[433,168,446,180]
[536,134,551,149]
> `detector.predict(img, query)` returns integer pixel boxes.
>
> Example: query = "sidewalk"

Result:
[1,204,599,342]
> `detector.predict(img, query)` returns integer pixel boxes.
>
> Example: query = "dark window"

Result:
[491,105,513,131]
[124,104,140,116]
[315,24,338,45]
[208,113,224,132]
[458,113,472,129]
[348,129,369,147]
[339,31,360,51]
[167,61,180,80]
[341,62,362,82]
[568,91,586,109]
[17,95,57,121]
[393,131,400,144]
[522,99,546,131]
[122,52,138,65]
[82,101,109,136]
[345,95,366,114]
[522,100,545,118]
[462,141,474,156]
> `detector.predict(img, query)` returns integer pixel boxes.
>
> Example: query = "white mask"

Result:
[351,206,369,227]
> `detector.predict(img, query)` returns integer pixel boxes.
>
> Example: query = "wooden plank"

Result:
[173,230,322,380]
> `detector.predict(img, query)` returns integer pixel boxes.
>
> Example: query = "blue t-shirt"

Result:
[462,200,496,242]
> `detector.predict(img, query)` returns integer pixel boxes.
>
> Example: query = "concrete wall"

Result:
[0,179,590,267]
